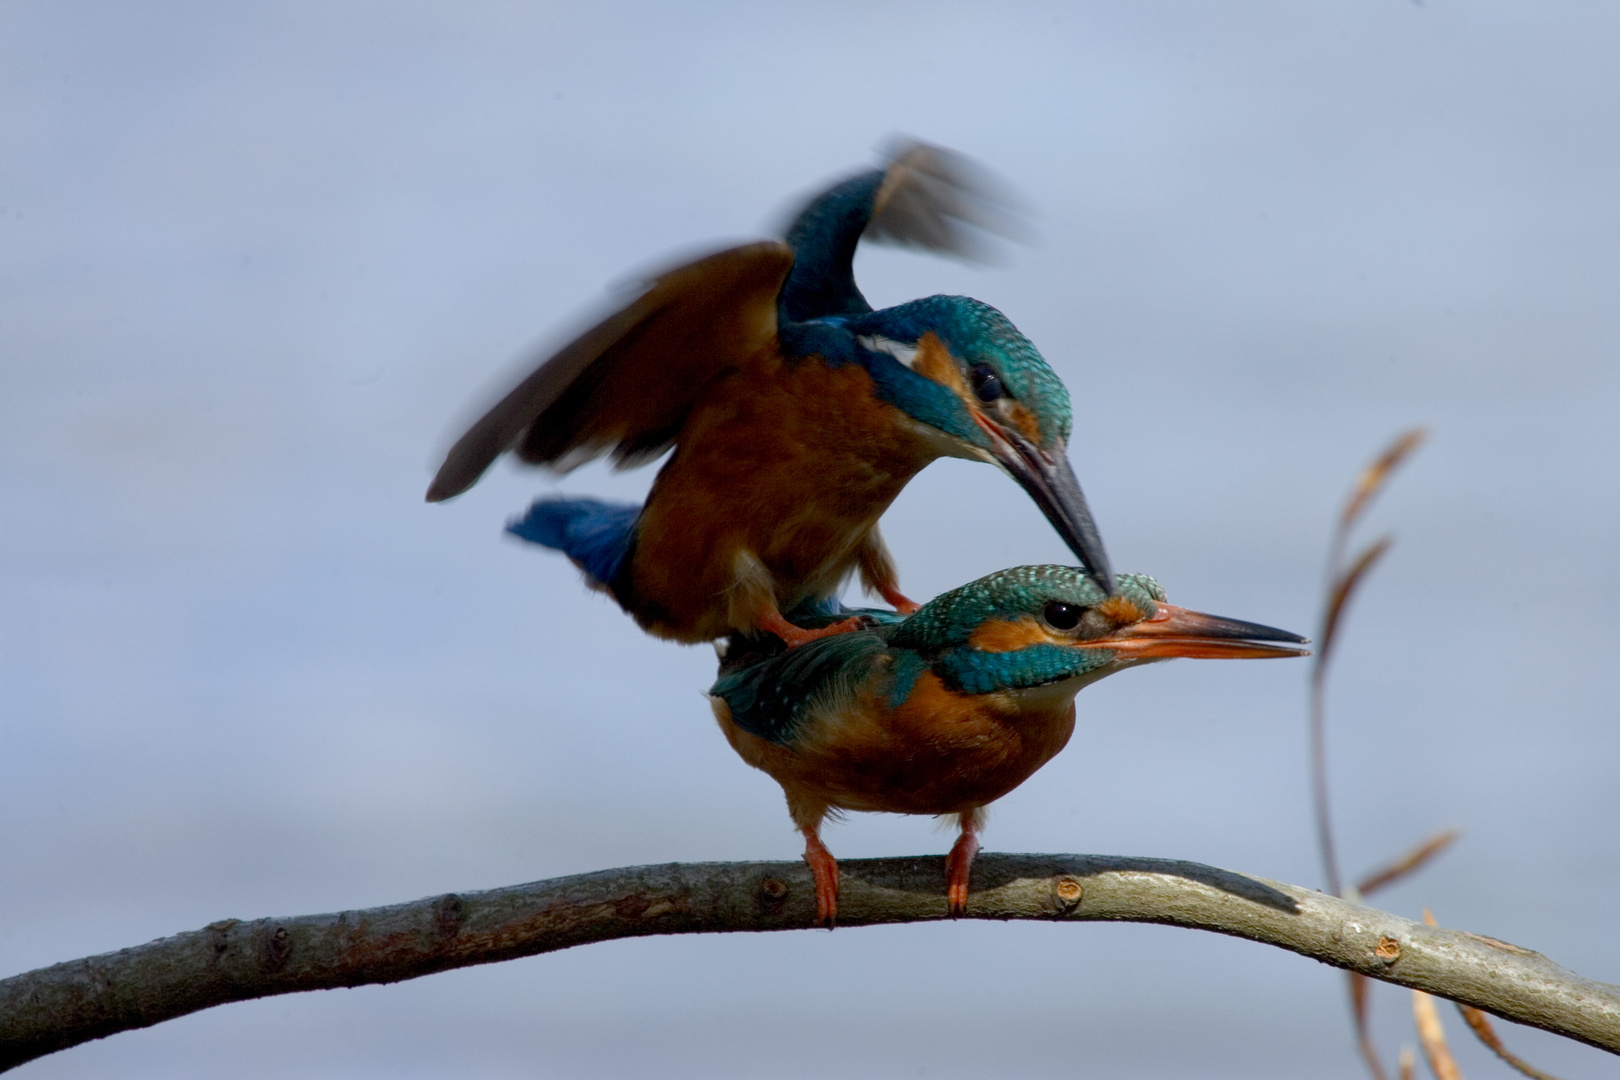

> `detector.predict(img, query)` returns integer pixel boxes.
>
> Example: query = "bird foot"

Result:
[803,832,840,927]
[760,611,871,649]
[876,583,922,615]
[945,830,980,917]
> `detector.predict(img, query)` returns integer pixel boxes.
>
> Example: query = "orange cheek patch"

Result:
[1003,400,1045,445]
[911,333,971,398]
[1096,596,1146,625]
[968,615,1060,653]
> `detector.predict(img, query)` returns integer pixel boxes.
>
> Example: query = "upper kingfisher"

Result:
[708,565,1308,924]
[426,142,1116,646]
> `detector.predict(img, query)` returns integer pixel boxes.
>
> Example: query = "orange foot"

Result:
[803,830,840,927]
[945,828,980,917]
[759,609,870,649]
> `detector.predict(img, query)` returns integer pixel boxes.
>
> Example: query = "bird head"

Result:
[847,296,1114,591]
[886,565,1308,698]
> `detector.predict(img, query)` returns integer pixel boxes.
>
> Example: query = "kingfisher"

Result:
[426,142,1115,647]
[708,566,1308,925]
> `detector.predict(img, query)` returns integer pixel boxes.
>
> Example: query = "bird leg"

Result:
[730,551,870,648]
[757,607,870,649]
[945,809,984,916]
[801,827,841,927]
[858,526,921,614]
[874,580,921,615]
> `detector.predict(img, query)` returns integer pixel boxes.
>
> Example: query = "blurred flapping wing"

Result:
[866,139,1027,260]
[427,241,795,502]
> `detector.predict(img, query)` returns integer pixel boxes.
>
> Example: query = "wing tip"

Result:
[424,460,480,503]
[869,135,1031,258]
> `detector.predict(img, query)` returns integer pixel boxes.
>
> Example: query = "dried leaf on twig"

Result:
[1317,537,1394,675]
[1456,1006,1566,1080]
[1357,830,1461,898]
[1413,987,1465,1080]
[1340,428,1428,536]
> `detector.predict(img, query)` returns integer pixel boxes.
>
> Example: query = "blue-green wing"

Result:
[710,631,889,746]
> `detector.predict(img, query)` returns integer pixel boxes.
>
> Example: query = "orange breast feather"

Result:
[720,668,1076,818]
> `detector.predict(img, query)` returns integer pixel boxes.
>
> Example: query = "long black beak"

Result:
[985,423,1115,593]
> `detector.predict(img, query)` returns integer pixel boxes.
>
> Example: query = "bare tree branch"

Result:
[2,853,1616,1072]
[1420,908,1569,1080]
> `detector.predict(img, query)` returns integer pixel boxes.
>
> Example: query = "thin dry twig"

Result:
[1354,971,1395,1080]
[1315,426,1428,731]
[1401,1047,1418,1080]
[1311,429,1431,1080]
[1313,535,1393,900]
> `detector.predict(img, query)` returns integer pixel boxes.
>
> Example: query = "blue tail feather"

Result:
[506,497,640,589]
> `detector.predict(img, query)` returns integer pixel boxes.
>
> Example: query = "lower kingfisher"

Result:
[426,141,1116,647]
[707,566,1308,925]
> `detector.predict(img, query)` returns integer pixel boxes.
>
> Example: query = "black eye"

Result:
[1042,600,1083,631]
[969,364,1004,403]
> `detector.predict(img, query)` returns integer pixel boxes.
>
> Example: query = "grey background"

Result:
[2,2,1616,1076]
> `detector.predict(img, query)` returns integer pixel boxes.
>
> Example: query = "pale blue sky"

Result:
[2,2,1616,1076]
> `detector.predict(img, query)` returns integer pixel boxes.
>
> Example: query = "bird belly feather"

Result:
[625,360,936,641]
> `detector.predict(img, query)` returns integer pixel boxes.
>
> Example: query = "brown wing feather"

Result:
[866,140,1028,261]
[426,241,795,502]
